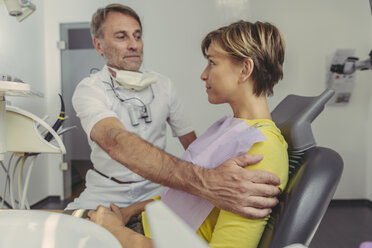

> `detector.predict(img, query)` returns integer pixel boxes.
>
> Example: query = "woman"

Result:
[88,20,288,248]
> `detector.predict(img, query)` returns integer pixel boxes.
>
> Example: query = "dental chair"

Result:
[258,89,344,248]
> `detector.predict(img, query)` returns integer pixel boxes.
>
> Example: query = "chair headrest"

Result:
[271,89,335,152]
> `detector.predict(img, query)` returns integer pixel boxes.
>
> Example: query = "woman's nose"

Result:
[200,68,208,81]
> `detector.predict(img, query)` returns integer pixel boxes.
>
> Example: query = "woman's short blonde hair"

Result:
[90,4,142,39]
[201,21,285,96]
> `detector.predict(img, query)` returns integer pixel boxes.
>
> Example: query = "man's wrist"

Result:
[172,161,208,199]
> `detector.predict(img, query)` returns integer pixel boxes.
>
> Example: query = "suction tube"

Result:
[44,94,65,142]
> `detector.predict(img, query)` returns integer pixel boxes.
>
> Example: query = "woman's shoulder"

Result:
[243,119,289,189]
[243,119,286,148]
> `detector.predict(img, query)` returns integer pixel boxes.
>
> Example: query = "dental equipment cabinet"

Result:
[0,80,67,209]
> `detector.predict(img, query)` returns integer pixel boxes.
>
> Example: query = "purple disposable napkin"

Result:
[161,116,266,231]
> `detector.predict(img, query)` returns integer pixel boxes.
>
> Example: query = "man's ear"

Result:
[239,58,254,83]
[93,37,104,55]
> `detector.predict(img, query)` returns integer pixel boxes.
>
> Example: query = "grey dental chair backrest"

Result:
[257,89,344,248]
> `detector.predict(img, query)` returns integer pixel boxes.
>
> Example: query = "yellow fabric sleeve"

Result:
[142,195,161,238]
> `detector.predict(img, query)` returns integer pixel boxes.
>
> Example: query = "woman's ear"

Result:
[239,58,254,83]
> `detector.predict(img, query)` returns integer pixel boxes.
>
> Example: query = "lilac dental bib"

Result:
[161,116,267,231]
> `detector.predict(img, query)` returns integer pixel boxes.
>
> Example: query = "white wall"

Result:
[1,0,371,204]
[0,0,45,115]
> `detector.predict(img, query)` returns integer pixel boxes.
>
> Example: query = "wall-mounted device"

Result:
[327,49,372,105]
[330,50,372,75]
[3,0,36,22]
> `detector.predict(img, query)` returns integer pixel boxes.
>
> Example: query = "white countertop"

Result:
[0,81,43,97]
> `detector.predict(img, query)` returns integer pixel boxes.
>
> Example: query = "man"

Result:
[67,4,281,218]
[66,4,196,210]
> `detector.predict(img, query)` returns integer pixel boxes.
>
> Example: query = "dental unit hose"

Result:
[44,94,65,142]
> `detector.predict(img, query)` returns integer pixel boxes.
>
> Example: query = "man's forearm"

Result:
[111,130,205,194]
[91,118,205,196]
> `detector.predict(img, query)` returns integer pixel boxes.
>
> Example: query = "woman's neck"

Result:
[230,94,271,120]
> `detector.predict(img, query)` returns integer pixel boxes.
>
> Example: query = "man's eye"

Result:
[116,35,127,39]
[209,59,215,65]
[134,35,142,40]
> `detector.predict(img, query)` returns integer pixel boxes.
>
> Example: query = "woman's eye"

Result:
[209,59,215,65]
